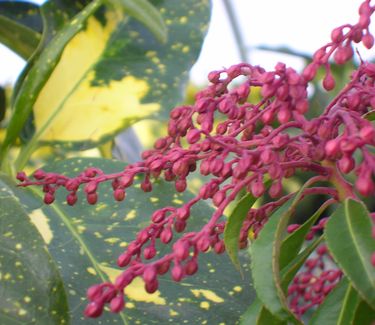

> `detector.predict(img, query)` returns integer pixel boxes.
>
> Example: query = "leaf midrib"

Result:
[31,187,129,325]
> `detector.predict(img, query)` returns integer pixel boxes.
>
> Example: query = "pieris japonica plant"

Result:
[2,0,375,324]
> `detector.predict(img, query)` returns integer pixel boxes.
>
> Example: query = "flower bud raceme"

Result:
[16,1,375,319]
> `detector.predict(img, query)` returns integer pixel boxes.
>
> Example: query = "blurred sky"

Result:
[0,0,374,86]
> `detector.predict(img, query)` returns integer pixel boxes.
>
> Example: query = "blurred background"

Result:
[1,0,374,86]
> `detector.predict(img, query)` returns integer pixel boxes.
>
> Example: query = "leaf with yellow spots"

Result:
[4,0,210,171]
[0,178,69,324]
[11,157,257,324]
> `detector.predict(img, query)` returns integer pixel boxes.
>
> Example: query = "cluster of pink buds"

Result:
[17,0,375,319]
[288,244,343,317]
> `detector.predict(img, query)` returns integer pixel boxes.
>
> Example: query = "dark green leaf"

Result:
[0,13,41,60]
[239,298,262,325]
[0,177,69,325]
[352,300,375,325]
[310,277,359,325]
[280,236,323,291]
[325,198,375,309]
[0,0,102,163]
[250,178,320,323]
[109,0,167,43]
[13,158,256,324]
[224,192,259,271]
[257,307,287,325]
[280,200,332,269]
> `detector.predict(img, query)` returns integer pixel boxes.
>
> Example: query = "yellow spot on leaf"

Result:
[105,237,120,244]
[18,309,27,316]
[34,13,160,143]
[24,296,31,303]
[200,301,210,310]
[150,197,159,203]
[15,243,22,250]
[29,209,53,244]
[87,267,97,276]
[99,265,166,305]
[179,16,188,24]
[173,198,183,205]
[124,209,136,221]
[169,309,178,317]
[126,302,135,309]
[77,225,86,234]
[233,286,242,292]
[190,289,224,303]
[182,46,190,53]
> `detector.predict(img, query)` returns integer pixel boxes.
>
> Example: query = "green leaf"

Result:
[0,0,103,166]
[280,200,332,269]
[249,178,320,323]
[310,277,359,325]
[0,2,42,59]
[257,307,287,325]
[239,298,262,325]
[352,300,375,325]
[280,236,323,291]
[224,192,259,271]
[0,178,69,325]
[325,198,375,309]
[363,110,375,121]
[12,158,256,324]
[109,0,167,43]
[9,0,210,170]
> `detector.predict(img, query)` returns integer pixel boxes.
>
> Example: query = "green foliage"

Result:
[325,199,375,309]
[0,178,69,325]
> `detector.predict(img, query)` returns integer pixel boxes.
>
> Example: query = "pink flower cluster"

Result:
[17,0,375,319]
[288,244,343,317]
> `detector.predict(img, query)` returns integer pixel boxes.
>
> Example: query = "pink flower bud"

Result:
[331,27,344,42]
[175,179,187,192]
[110,295,124,313]
[160,227,173,244]
[152,210,166,223]
[174,219,187,233]
[214,240,225,254]
[371,253,375,267]
[66,193,77,206]
[84,302,103,318]
[171,264,184,282]
[172,160,189,177]
[145,279,159,293]
[173,240,190,260]
[157,260,171,275]
[43,192,55,204]
[322,72,335,91]
[359,126,375,142]
[269,180,283,198]
[115,271,133,289]
[251,179,265,198]
[277,106,291,123]
[87,284,103,300]
[86,193,98,205]
[117,253,131,267]
[325,139,340,157]
[260,148,274,164]
[208,70,221,83]
[185,259,199,275]
[187,129,201,144]
[33,169,46,180]
[261,83,276,98]
[175,207,189,221]
[143,245,157,259]
[213,191,226,207]
[334,45,353,64]
[143,266,157,283]
[114,188,126,201]
[85,181,97,194]
[287,224,300,233]
[303,63,318,81]
[356,173,375,196]
[154,137,167,149]
[362,32,374,49]
[141,180,152,192]
[197,236,211,252]
[338,155,355,174]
